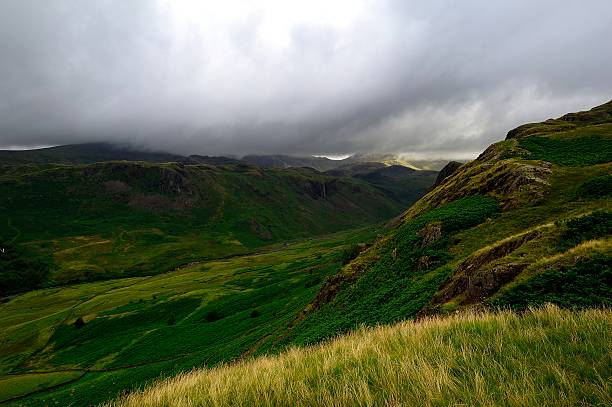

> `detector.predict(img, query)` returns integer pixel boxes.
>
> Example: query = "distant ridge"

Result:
[0,142,184,165]
[1,142,453,172]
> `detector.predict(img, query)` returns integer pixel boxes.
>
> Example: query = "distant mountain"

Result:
[242,153,458,172]
[0,142,184,165]
[241,154,341,171]
[407,159,459,171]
[327,162,437,206]
[185,155,242,166]
[1,143,457,174]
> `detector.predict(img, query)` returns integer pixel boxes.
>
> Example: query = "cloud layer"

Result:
[1,0,611,157]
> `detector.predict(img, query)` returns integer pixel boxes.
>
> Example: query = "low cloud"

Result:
[0,0,611,157]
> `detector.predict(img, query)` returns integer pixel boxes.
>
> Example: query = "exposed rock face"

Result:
[304,180,338,199]
[406,155,552,217]
[431,229,541,305]
[129,193,193,211]
[103,180,131,194]
[418,222,443,248]
[432,161,463,188]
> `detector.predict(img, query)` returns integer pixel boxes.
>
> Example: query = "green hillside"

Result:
[0,161,406,294]
[327,163,438,205]
[284,100,612,345]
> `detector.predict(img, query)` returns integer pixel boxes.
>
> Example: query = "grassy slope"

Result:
[0,227,379,406]
[0,162,406,292]
[108,306,612,407]
[284,101,612,344]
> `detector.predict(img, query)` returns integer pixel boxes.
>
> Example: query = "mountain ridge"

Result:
[0,143,454,171]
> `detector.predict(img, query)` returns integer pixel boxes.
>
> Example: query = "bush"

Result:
[490,255,612,310]
[0,241,51,296]
[74,317,85,329]
[304,276,322,288]
[577,175,612,198]
[558,211,612,249]
[341,245,361,265]
[519,135,612,166]
[203,310,221,323]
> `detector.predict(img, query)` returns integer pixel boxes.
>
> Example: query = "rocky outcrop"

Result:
[417,222,442,248]
[430,229,541,305]
[432,161,463,188]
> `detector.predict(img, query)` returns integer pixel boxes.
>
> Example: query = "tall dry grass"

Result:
[107,305,611,407]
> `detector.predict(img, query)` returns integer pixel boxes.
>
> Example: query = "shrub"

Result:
[558,211,612,249]
[250,309,260,318]
[490,255,612,310]
[341,244,361,265]
[203,310,221,323]
[304,276,322,288]
[518,135,612,166]
[0,241,52,295]
[74,317,85,329]
[577,175,612,198]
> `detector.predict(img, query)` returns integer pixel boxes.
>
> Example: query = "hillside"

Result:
[327,164,438,205]
[1,101,610,406]
[108,306,612,407]
[0,162,405,295]
[281,100,612,344]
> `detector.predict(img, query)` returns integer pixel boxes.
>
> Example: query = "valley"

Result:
[0,101,610,406]
[0,227,380,405]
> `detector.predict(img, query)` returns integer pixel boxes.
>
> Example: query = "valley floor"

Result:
[108,306,612,407]
[0,226,380,406]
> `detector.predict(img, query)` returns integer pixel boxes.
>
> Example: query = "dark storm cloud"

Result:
[0,0,611,157]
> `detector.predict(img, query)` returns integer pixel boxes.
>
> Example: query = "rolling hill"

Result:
[0,161,414,295]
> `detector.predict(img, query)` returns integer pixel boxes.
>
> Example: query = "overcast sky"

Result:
[0,0,611,157]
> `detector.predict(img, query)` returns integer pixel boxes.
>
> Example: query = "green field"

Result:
[0,226,380,406]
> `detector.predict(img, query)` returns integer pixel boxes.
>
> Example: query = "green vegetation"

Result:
[518,134,612,166]
[286,196,499,345]
[577,174,612,198]
[0,161,403,290]
[557,211,612,249]
[0,240,52,295]
[108,307,612,407]
[491,256,612,310]
[0,227,378,406]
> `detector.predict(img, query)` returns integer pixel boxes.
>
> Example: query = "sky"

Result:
[0,0,611,158]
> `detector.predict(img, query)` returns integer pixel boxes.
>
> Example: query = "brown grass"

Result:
[107,305,612,407]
